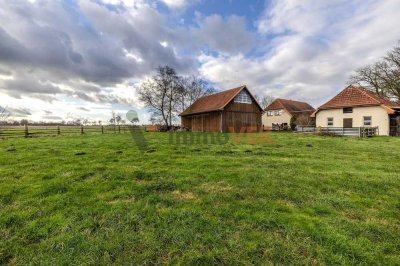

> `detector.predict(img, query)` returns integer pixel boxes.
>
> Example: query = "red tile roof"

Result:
[180,85,262,116]
[265,98,314,115]
[312,85,400,116]
[318,85,399,109]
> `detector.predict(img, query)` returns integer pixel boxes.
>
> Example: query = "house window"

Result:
[363,116,372,126]
[327,117,334,126]
[234,90,252,104]
[274,109,283,116]
[343,107,353,113]
[267,111,274,116]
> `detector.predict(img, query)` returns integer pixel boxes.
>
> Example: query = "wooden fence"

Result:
[0,125,138,139]
[296,126,379,137]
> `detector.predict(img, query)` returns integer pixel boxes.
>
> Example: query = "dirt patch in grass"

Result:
[108,197,135,204]
[201,181,233,193]
[172,190,196,200]
[342,211,365,221]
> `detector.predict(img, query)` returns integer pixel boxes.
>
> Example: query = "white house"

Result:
[262,98,314,129]
[311,85,400,136]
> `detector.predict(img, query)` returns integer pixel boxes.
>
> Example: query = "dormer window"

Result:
[234,90,252,104]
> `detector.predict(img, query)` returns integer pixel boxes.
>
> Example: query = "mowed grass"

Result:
[0,132,399,265]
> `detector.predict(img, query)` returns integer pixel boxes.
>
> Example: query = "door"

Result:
[389,114,400,136]
[343,118,353,128]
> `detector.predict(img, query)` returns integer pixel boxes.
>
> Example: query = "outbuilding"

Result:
[312,85,400,136]
[262,98,315,129]
[180,85,263,133]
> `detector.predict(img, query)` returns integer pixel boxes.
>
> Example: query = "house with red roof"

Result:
[311,85,400,136]
[180,85,263,132]
[262,98,315,129]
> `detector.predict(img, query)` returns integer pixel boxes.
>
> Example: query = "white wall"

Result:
[262,109,292,128]
[315,106,389,135]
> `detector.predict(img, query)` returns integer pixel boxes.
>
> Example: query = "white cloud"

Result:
[160,0,190,10]
[99,0,147,8]
[199,0,400,106]
[1,0,399,122]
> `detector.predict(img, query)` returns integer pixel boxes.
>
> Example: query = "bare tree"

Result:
[255,95,275,109]
[109,111,121,125]
[138,66,216,127]
[0,106,11,122]
[115,115,122,125]
[20,119,29,126]
[178,76,215,113]
[350,41,400,101]
[296,113,315,126]
[138,66,183,128]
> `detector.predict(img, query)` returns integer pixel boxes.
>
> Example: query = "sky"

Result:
[0,0,400,123]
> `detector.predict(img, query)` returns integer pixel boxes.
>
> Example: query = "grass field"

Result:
[0,132,399,265]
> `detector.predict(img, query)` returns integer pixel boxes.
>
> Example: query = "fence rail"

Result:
[0,125,139,139]
[296,126,379,137]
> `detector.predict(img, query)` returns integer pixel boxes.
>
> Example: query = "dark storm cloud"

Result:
[0,0,197,103]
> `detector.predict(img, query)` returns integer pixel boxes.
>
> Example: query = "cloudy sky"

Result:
[1,0,399,123]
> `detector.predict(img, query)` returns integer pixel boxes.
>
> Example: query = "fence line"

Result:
[295,126,379,137]
[0,125,138,139]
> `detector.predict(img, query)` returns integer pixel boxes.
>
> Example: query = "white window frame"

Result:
[234,90,252,104]
[267,111,274,116]
[363,116,372,126]
[274,109,283,116]
[327,117,334,126]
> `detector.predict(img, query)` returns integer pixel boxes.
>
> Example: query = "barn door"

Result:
[343,118,353,128]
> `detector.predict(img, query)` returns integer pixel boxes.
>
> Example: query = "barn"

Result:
[180,85,263,133]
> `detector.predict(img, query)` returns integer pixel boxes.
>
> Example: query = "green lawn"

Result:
[0,132,399,265]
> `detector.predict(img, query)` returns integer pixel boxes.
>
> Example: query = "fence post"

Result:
[24,124,28,138]
[81,125,84,134]
[57,126,60,135]
[118,125,121,133]
[101,126,104,134]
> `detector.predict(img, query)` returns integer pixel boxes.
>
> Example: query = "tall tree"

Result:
[138,66,182,128]
[178,76,216,113]
[138,66,214,128]
[350,42,400,101]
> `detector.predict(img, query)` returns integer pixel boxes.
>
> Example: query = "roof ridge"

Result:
[180,85,263,116]
[279,98,311,104]
[196,85,245,100]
